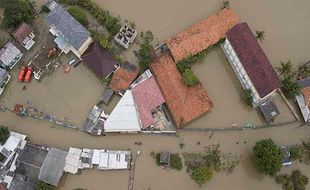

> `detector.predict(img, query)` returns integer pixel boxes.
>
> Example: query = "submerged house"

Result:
[296,77,310,122]
[12,23,35,50]
[0,42,23,69]
[81,42,118,79]
[222,23,281,107]
[46,1,92,58]
[0,68,11,96]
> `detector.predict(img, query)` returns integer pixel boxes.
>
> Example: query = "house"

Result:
[0,68,11,96]
[12,23,35,50]
[166,8,239,62]
[131,70,167,130]
[222,23,281,107]
[92,150,131,170]
[259,101,279,123]
[114,25,137,49]
[104,90,141,133]
[150,53,213,127]
[81,42,119,79]
[0,42,23,69]
[38,148,67,186]
[295,77,310,122]
[108,62,139,94]
[46,1,92,58]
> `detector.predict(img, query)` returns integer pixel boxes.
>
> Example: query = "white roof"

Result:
[104,90,141,132]
[92,149,101,165]
[1,132,26,153]
[93,150,130,170]
[63,148,82,174]
[296,93,309,122]
[0,42,22,68]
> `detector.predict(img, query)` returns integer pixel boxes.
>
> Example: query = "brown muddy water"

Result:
[0,0,310,189]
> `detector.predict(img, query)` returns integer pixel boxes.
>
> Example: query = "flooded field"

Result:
[0,0,309,189]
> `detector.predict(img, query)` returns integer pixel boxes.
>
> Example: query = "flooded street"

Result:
[0,0,310,189]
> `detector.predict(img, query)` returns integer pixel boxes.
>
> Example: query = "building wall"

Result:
[221,39,276,107]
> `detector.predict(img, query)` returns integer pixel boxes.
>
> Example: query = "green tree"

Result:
[1,0,36,29]
[281,76,301,99]
[191,166,213,186]
[255,30,265,42]
[241,89,253,106]
[105,14,121,35]
[134,31,153,72]
[277,61,295,78]
[291,170,309,190]
[35,181,55,190]
[252,139,283,176]
[99,35,112,50]
[221,0,230,9]
[170,154,183,171]
[182,69,199,86]
[297,64,310,79]
[0,126,10,145]
[290,145,304,162]
[68,6,88,26]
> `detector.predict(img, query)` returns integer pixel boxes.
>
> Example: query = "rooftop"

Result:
[226,22,281,98]
[166,8,239,62]
[0,68,8,85]
[82,42,118,79]
[12,23,33,43]
[45,3,91,50]
[0,42,23,69]
[108,62,139,93]
[150,53,213,127]
[259,101,279,123]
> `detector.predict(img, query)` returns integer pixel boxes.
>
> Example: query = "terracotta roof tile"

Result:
[166,9,239,62]
[302,87,310,109]
[109,63,139,93]
[12,23,33,43]
[150,53,213,127]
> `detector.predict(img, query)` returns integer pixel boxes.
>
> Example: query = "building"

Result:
[83,105,106,135]
[150,53,213,127]
[222,23,281,107]
[92,150,131,170]
[12,23,35,50]
[108,62,139,94]
[114,25,137,49]
[259,101,279,123]
[46,1,92,58]
[166,9,239,62]
[38,148,67,186]
[0,42,23,69]
[0,68,11,96]
[296,77,310,122]
[160,151,170,166]
[81,42,119,79]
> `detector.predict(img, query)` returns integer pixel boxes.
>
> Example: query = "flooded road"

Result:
[1,0,310,189]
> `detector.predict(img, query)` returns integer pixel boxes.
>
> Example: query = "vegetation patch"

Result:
[275,170,309,190]
[134,31,154,72]
[182,69,199,86]
[68,5,89,26]
[290,145,304,162]
[241,89,253,106]
[35,181,55,190]
[191,166,213,186]
[0,126,10,145]
[170,154,183,171]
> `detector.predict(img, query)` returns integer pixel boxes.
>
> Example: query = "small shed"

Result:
[100,88,114,105]
[259,101,279,123]
[160,151,170,165]
[12,23,35,50]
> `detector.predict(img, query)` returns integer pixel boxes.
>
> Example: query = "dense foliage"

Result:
[290,145,304,162]
[277,61,295,78]
[182,69,199,86]
[0,126,10,145]
[170,154,183,171]
[191,166,213,186]
[281,76,301,99]
[276,170,309,190]
[1,0,35,29]
[134,31,153,72]
[35,181,55,190]
[252,139,283,176]
[68,6,88,26]
[241,89,253,106]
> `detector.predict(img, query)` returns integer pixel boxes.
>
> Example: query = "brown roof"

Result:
[12,23,33,43]
[108,62,139,93]
[166,9,239,62]
[302,87,310,109]
[150,53,213,127]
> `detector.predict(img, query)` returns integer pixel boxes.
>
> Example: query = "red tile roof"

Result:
[226,23,281,98]
[12,23,33,43]
[166,9,239,62]
[150,53,213,127]
[109,62,139,93]
[132,75,165,129]
[302,87,310,109]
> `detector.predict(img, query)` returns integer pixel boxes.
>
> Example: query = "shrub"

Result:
[290,145,304,162]
[99,35,112,50]
[68,6,88,26]
[155,153,160,166]
[177,61,190,74]
[191,166,213,186]
[134,31,153,72]
[242,89,253,106]
[105,14,121,35]
[35,181,55,190]
[281,76,301,99]
[182,69,199,86]
[275,174,293,190]
[0,126,10,145]
[252,139,283,176]
[170,154,183,171]
[291,170,309,190]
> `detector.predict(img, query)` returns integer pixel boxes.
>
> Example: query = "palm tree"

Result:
[255,30,265,42]
[276,60,294,78]
[221,0,230,9]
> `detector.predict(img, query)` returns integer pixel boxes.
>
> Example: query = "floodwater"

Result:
[0,0,310,189]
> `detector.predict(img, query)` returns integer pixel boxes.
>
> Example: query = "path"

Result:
[128,153,138,190]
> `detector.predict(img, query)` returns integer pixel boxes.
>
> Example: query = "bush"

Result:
[182,69,199,86]
[252,139,283,176]
[155,153,160,166]
[99,35,112,50]
[290,145,304,162]
[291,170,309,190]
[170,154,183,171]
[68,6,88,26]
[177,61,190,74]
[35,181,55,190]
[275,174,293,190]
[0,126,10,145]
[282,76,301,99]
[191,166,213,186]
[134,31,153,72]
[242,89,253,106]
[105,15,121,35]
